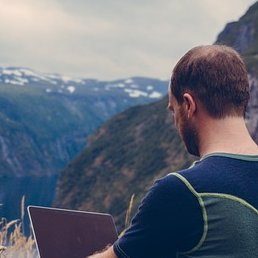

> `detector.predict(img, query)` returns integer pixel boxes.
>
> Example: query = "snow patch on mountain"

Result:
[124,89,148,98]
[0,66,166,100]
[67,86,76,93]
[124,79,134,84]
[149,91,162,98]
[117,83,125,88]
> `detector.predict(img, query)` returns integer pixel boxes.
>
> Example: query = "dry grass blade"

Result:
[0,245,6,252]
[125,194,135,228]
[119,194,135,237]
[21,196,25,223]
[0,196,38,258]
[4,220,19,232]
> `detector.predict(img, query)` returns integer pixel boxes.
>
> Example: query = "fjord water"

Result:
[0,175,58,235]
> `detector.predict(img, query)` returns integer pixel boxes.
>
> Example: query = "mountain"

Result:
[215,1,258,142]
[54,1,258,231]
[216,1,258,73]
[0,67,168,177]
[54,97,194,230]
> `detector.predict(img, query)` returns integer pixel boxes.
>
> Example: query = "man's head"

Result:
[168,45,250,156]
[170,44,250,118]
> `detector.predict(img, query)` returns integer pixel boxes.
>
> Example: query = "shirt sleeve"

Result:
[113,174,203,258]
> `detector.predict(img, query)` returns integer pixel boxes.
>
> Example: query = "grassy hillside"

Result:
[54,96,194,230]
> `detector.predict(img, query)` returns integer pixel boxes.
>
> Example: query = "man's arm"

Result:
[87,245,118,258]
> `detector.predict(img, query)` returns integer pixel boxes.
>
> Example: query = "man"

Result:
[88,45,258,258]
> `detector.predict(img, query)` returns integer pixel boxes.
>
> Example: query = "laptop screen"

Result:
[28,206,118,258]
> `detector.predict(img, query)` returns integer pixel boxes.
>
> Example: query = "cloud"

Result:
[0,0,256,79]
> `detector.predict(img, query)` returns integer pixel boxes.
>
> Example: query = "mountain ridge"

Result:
[0,66,166,100]
[0,69,168,177]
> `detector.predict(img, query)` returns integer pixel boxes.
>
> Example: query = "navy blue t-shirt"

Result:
[113,153,258,258]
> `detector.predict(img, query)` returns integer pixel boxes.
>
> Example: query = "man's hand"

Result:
[87,245,118,258]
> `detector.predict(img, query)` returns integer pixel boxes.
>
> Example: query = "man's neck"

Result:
[198,116,258,158]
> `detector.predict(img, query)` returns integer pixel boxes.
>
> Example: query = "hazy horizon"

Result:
[0,0,256,80]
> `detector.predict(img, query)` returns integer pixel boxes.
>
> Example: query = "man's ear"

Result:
[182,93,197,118]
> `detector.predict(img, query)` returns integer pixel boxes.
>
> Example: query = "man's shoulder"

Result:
[169,154,258,197]
[150,168,200,201]
[161,159,204,185]
[161,157,221,194]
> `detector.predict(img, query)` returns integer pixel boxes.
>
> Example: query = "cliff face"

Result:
[246,75,258,142]
[216,21,254,54]
[216,2,258,56]
[216,1,258,142]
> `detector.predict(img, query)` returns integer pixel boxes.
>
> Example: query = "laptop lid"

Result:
[28,206,118,258]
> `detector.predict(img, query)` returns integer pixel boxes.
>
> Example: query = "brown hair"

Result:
[170,45,250,118]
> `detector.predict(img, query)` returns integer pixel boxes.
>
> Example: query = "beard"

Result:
[178,109,200,157]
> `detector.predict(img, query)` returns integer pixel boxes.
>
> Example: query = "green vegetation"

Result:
[54,97,194,230]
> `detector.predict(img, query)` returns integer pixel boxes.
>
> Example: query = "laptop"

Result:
[28,206,118,258]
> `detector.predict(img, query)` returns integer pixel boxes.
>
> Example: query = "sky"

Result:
[0,0,257,80]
